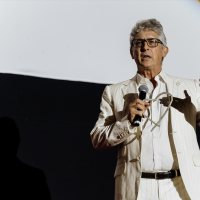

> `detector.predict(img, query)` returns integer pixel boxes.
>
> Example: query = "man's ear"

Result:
[130,48,134,59]
[162,46,169,58]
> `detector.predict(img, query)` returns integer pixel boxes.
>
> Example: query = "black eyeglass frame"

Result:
[131,38,164,48]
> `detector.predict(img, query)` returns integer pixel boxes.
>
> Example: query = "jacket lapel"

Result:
[121,75,138,97]
[163,72,183,132]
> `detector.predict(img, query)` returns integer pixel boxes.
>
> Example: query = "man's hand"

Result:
[129,99,151,124]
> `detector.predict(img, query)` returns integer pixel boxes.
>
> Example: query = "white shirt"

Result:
[136,71,179,172]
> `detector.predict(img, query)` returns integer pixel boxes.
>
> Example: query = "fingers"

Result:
[129,99,150,107]
[145,102,151,110]
[144,101,151,106]
[159,97,169,106]
[129,109,143,123]
[137,99,150,106]
[137,104,145,112]
[129,100,149,113]
[129,99,150,122]
[184,90,189,98]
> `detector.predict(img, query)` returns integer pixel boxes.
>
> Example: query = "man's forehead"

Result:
[134,29,158,39]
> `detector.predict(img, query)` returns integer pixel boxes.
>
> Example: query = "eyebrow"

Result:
[134,38,156,40]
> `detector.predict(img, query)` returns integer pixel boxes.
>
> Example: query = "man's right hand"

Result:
[129,99,151,124]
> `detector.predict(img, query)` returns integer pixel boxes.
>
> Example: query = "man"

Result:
[90,19,200,200]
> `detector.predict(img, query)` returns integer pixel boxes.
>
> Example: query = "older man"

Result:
[90,19,200,200]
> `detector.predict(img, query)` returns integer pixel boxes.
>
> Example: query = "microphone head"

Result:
[138,85,148,93]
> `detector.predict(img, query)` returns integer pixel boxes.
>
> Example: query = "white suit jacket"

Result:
[90,72,200,200]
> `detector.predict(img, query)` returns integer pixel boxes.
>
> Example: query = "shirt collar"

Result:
[136,70,166,85]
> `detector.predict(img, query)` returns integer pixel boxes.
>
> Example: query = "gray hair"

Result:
[130,19,167,48]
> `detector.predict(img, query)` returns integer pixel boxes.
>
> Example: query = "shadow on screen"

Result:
[0,117,51,200]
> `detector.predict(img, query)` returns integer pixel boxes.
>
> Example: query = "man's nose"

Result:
[141,40,149,51]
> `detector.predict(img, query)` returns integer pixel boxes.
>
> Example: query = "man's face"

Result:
[130,29,168,71]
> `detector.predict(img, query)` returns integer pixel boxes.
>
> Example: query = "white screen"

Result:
[0,0,200,83]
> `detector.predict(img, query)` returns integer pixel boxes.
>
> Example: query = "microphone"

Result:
[134,85,149,126]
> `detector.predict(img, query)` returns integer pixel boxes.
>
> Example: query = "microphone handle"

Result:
[134,91,147,127]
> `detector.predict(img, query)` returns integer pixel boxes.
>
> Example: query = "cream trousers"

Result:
[137,176,191,200]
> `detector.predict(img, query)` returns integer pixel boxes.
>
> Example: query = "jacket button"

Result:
[137,156,141,161]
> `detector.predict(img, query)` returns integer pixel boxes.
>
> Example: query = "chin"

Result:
[142,64,152,69]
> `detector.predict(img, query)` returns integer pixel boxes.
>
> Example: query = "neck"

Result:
[138,68,162,88]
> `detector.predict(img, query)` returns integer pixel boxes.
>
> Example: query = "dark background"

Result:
[0,73,199,200]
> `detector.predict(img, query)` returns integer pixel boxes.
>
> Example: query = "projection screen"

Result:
[0,0,200,84]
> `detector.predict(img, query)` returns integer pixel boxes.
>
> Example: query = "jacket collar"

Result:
[136,70,167,86]
[122,70,173,97]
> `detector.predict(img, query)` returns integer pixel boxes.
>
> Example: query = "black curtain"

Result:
[0,73,199,200]
[0,73,117,200]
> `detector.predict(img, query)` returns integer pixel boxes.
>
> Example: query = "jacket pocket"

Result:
[192,154,200,167]
[114,163,126,178]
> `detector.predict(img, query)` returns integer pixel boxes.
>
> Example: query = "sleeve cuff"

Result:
[127,120,137,134]
[114,115,137,138]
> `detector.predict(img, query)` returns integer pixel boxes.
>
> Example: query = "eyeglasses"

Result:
[132,38,164,48]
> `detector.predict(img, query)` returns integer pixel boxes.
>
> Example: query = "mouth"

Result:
[141,55,151,60]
